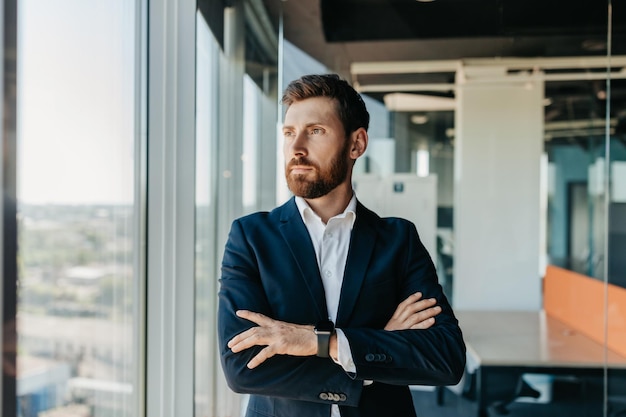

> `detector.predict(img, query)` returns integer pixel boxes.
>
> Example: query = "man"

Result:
[218,74,465,417]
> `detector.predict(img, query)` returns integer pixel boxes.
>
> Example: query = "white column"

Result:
[216,4,246,417]
[453,71,544,311]
[146,0,196,415]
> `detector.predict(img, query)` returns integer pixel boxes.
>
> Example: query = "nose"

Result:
[285,131,307,158]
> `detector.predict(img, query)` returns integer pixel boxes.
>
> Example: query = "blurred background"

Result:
[1,0,625,416]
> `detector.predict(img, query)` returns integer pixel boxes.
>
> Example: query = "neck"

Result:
[304,182,353,224]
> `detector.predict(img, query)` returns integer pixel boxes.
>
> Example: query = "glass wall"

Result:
[606,1,626,414]
[12,0,144,416]
[542,2,626,414]
[193,2,279,416]
[273,1,624,417]
[542,76,613,415]
[194,12,219,417]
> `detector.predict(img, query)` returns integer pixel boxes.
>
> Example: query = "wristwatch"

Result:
[314,320,335,358]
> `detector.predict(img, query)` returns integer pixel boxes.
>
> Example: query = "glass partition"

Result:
[606,1,626,415]
[272,1,623,415]
[607,129,626,415]
[14,0,144,416]
[194,11,220,417]
[193,2,279,416]
[191,1,624,416]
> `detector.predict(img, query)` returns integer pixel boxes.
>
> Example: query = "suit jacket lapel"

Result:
[336,202,377,327]
[278,198,329,321]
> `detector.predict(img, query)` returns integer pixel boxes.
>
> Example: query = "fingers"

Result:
[228,312,317,368]
[236,310,274,326]
[385,292,443,331]
[391,292,425,317]
[229,329,277,369]
[247,346,275,369]
[394,293,437,321]
[227,327,262,352]
[411,317,436,330]
[385,310,438,331]
[230,310,279,352]
[404,304,441,328]
[407,306,441,329]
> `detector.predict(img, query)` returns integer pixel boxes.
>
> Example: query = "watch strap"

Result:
[314,320,335,358]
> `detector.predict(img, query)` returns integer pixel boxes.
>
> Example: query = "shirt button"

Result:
[325,270,332,277]
[326,232,333,238]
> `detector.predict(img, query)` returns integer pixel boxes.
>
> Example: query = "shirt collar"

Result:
[295,194,357,228]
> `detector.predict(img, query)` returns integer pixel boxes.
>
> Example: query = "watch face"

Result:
[315,320,334,333]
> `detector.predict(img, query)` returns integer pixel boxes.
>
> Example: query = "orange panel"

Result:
[544,265,626,357]
[608,288,626,358]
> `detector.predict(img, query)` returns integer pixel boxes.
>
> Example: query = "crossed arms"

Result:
[228,292,441,369]
[217,215,466,405]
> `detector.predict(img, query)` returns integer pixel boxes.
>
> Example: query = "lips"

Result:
[287,158,317,174]
[289,165,313,173]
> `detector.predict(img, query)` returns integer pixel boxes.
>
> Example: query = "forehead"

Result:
[283,96,340,126]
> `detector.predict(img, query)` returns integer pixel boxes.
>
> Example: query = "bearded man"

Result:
[218,74,465,417]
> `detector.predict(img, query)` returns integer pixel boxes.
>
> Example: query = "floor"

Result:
[411,377,608,417]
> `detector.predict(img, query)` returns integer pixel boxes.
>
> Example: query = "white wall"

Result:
[454,79,544,310]
[353,174,438,262]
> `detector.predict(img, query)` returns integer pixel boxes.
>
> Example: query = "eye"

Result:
[283,130,295,138]
[310,128,323,135]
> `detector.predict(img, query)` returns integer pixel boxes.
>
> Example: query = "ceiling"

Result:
[262,0,626,146]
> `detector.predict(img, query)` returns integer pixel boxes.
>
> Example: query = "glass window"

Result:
[15,1,142,416]
[194,3,281,415]
[242,74,259,212]
[194,11,220,417]
[607,1,626,411]
[543,79,614,279]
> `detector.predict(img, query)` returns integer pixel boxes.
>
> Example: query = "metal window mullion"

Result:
[146,0,196,416]
[134,0,149,416]
[1,0,18,414]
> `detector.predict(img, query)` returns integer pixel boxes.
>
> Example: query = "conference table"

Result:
[455,310,626,417]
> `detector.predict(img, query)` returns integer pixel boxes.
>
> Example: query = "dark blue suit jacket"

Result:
[218,198,465,417]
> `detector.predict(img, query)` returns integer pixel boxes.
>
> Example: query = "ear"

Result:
[349,128,368,161]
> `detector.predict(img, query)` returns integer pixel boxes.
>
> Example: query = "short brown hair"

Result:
[281,74,370,138]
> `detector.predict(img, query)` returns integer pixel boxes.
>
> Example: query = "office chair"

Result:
[490,375,541,415]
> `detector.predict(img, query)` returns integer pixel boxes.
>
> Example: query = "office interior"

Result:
[1,0,625,416]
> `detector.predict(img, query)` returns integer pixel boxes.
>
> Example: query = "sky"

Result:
[17,0,135,205]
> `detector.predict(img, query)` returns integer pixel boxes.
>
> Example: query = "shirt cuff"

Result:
[334,329,356,373]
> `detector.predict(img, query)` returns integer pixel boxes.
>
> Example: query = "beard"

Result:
[285,142,350,199]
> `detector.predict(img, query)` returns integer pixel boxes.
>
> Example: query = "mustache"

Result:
[287,157,318,170]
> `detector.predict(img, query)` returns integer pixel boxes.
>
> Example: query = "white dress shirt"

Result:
[295,195,358,417]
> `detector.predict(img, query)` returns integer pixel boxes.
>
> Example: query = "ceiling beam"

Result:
[353,58,626,93]
[355,83,455,93]
[351,56,626,75]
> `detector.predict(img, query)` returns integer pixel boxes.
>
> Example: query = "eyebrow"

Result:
[282,122,325,130]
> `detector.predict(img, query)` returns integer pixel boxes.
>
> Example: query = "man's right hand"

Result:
[384,292,441,331]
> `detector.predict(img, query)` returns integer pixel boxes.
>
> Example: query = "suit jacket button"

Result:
[319,392,329,400]
[339,394,347,402]
[365,353,375,362]
[332,393,340,401]
[385,355,393,363]
[379,354,387,361]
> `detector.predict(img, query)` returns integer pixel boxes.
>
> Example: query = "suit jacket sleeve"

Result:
[218,218,363,406]
[341,220,466,386]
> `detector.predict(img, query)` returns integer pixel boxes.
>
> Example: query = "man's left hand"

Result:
[228,310,317,369]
